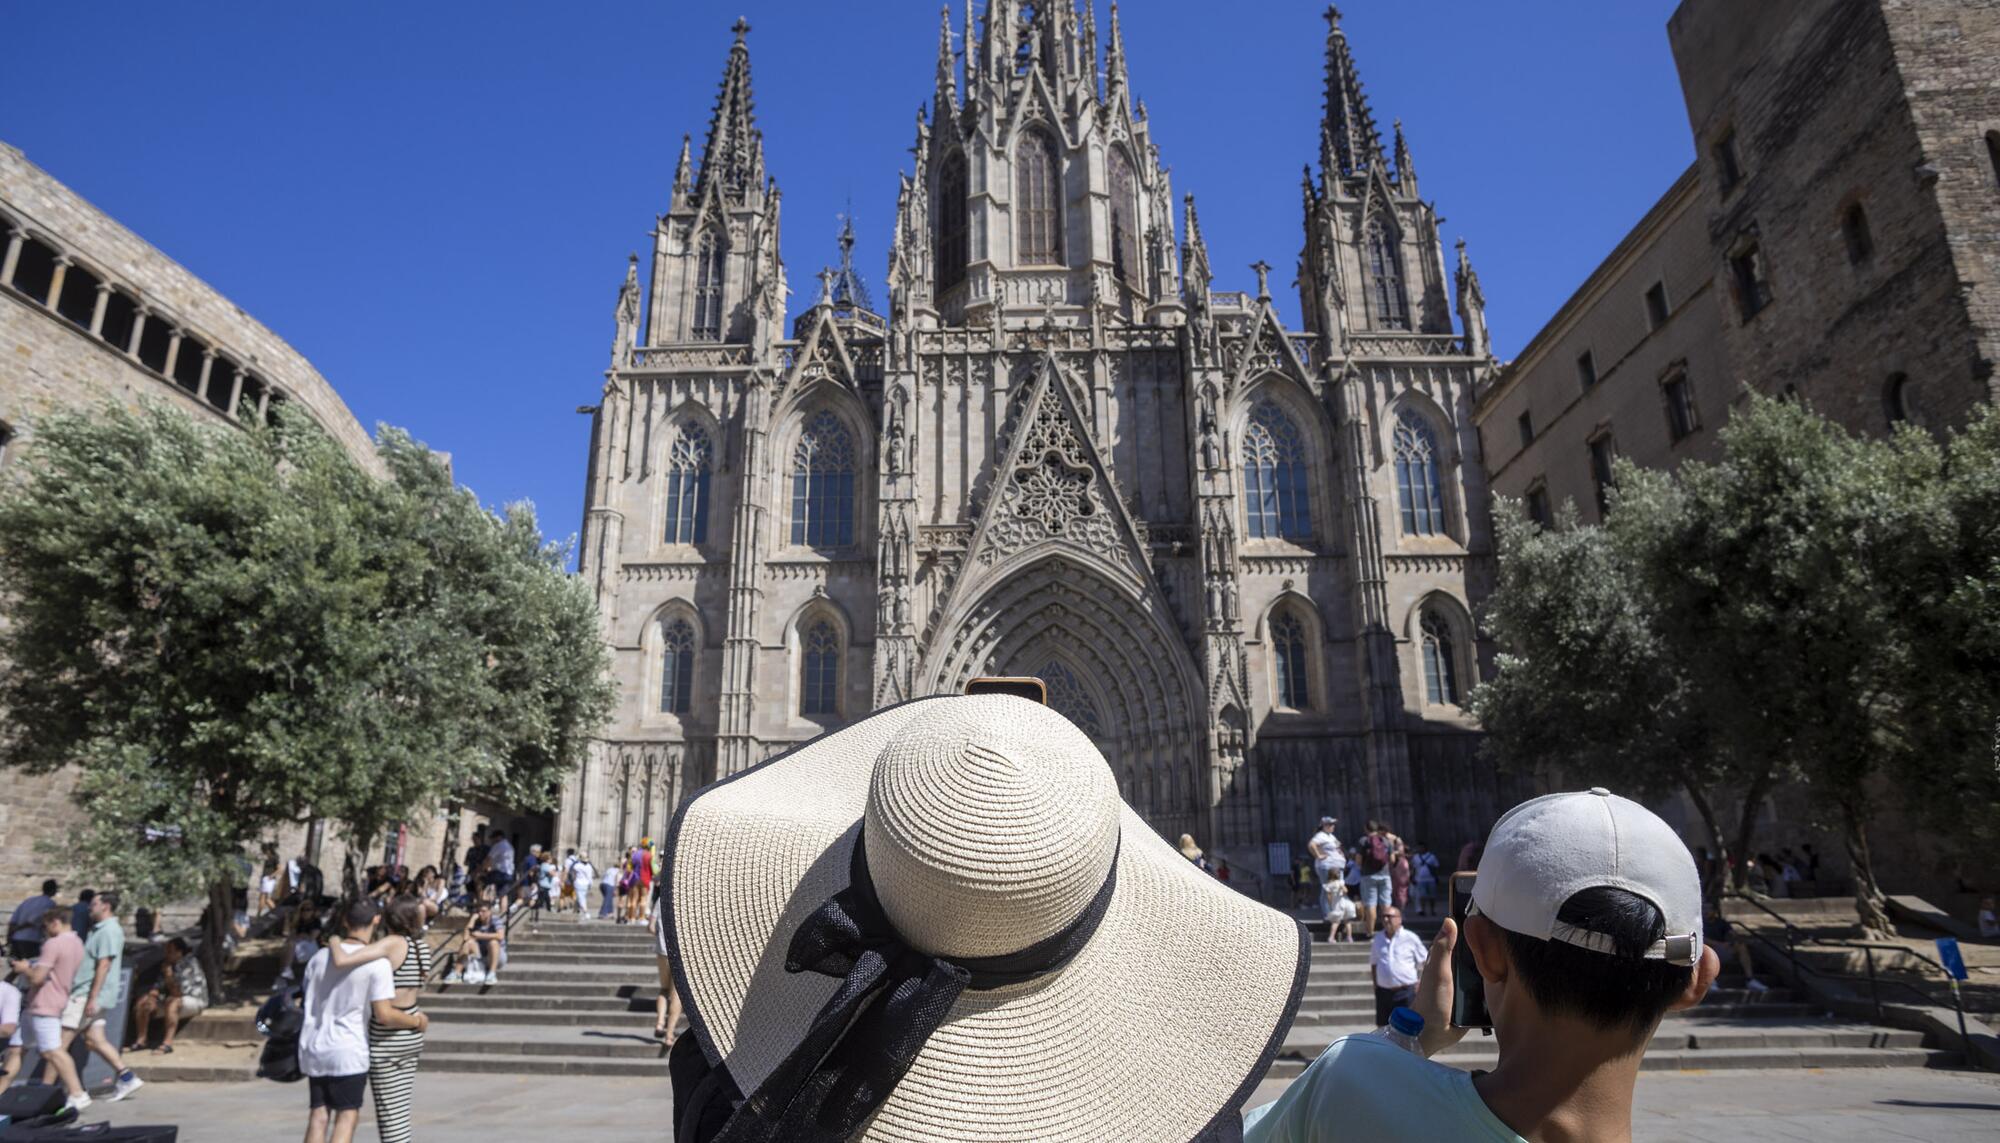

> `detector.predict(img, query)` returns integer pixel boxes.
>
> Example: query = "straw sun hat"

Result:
[665,694,1308,1142]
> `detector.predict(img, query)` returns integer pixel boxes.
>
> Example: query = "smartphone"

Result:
[1449,871,1492,1031]
[964,676,1048,704]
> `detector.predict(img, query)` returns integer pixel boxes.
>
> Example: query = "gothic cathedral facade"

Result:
[564,5,1522,875]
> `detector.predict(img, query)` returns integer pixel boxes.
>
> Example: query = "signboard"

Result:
[1267,841,1292,878]
[1936,937,1968,982]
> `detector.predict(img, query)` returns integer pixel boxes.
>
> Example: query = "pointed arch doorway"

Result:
[920,553,1206,843]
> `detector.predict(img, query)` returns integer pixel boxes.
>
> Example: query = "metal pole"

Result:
[1950,980,1976,1071]
[1864,946,1882,1023]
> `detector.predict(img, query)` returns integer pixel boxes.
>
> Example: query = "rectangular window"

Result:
[1525,483,1551,528]
[1517,410,1534,449]
[1714,128,1743,191]
[1576,350,1598,392]
[1645,282,1670,330]
[1588,434,1616,517]
[1663,372,1697,441]
[1731,243,1771,320]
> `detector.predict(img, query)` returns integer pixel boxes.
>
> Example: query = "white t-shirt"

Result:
[1309,832,1343,869]
[572,861,596,889]
[1370,927,1428,990]
[487,838,515,877]
[298,942,394,1077]
[0,979,21,1047]
[1243,1034,1527,1142]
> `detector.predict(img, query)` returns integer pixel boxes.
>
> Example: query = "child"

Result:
[1326,880,1357,943]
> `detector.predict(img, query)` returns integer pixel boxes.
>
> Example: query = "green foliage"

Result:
[0,403,613,905]
[1472,396,2000,908]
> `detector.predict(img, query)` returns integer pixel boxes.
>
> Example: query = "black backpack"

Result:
[256,989,305,1083]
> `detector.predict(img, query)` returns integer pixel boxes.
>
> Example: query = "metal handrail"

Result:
[1722,891,1977,1067]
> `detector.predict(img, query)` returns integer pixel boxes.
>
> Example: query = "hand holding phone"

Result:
[1448,871,1492,1032]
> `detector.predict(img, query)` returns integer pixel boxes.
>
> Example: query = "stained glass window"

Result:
[1365,216,1409,330]
[1243,400,1313,541]
[1271,612,1310,710]
[791,411,856,547]
[802,620,840,716]
[1109,146,1140,284]
[660,619,695,714]
[663,423,712,544]
[1037,659,1104,738]
[1016,129,1063,265]
[937,151,969,290]
[693,232,726,341]
[1393,411,1447,536]
[1421,610,1458,705]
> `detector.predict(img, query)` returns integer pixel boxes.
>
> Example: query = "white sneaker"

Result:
[485,973,500,985]
[1745,978,1771,993]
[64,1092,93,1112]
[443,972,463,984]
[110,1072,144,1101]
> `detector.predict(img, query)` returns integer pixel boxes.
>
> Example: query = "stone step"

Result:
[423,991,656,1011]
[419,1028,669,1060]
[420,1051,669,1077]
[1282,1018,1929,1058]
[428,1006,662,1027]
[1261,1044,1959,1079]
[436,967,650,985]
[427,979,654,998]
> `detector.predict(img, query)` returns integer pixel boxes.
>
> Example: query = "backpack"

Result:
[1360,833,1392,874]
[255,990,304,1083]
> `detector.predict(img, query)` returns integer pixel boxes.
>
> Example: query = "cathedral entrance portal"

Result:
[921,555,1204,843]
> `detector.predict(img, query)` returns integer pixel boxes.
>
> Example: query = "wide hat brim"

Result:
[666,696,1308,1142]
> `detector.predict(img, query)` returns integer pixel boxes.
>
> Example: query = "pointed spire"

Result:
[964,0,976,96]
[1393,118,1417,194]
[936,6,959,113]
[1082,0,1100,101]
[1182,194,1213,292]
[830,213,876,316]
[1455,238,1490,358]
[1106,2,1131,106]
[1320,6,1384,179]
[695,18,762,202]
[671,134,693,206]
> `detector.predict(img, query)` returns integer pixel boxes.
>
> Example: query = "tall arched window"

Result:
[1270,611,1311,711]
[1108,146,1140,284]
[791,411,856,547]
[936,151,969,291]
[659,618,695,714]
[692,232,726,341]
[801,619,841,716]
[1364,216,1410,330]
[1420,609,1459,705]
[1037,659,1104,738]
[663,422,712,544]
[1393,411,1447,536]
[1242,399,1313,541]
[1016,129,1063,265]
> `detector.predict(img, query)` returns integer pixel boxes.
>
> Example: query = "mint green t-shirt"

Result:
[72,917,125,1010]
[1243,1035,1526,1143]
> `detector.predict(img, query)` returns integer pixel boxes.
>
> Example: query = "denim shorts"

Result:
[1360,872,1394,907]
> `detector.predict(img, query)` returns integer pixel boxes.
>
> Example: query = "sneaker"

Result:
[1745,978,1771,994]
[109,1071,144,1101]
[484,973,500,985]
[443,972,463,984]
[64,1092,93,1112]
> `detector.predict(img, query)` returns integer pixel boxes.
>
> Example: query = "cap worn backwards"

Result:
[1469,787,1702,966]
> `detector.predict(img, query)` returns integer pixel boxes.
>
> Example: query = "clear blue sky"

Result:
[6,1,1689,555]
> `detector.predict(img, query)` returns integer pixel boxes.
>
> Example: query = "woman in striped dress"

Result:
[330,895,432,1142]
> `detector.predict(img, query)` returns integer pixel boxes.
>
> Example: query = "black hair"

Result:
[41,879,58,895]
[97,890,120,913]
[384,895,425,937]
[168,936,191,955]
[78,889,95,903]
[1499,886,1694,1037]
[342,899,382,935]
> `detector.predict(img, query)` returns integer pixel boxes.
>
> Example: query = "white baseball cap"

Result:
[1469,788,1702,965]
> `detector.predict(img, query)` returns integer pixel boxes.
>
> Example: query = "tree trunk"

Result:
[1728,766,1777,893]
[1682,779,1730,903]
[1843,801,1895,938]
[200,878,232,1002]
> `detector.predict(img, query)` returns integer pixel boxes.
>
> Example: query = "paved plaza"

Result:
[44,1066,2000,1141]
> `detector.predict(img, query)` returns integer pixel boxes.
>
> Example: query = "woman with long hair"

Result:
[327,895,433,1143]
[616,850,637,924]
[634,838,655,924]
[649,882,684,1043]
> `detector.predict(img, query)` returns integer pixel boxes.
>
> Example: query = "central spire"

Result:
[696,17,764,202]
[1320,6,1384,180]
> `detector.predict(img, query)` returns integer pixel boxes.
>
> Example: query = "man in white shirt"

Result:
[483,829,516,904]
[299,900,426,1143]
[1246,788,1722,1143]
[571,854,597,921]
[1368,906,1426,1026]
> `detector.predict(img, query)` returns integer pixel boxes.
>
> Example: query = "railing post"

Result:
[1949,979,1976,1070]
[1864,946,1882,1023]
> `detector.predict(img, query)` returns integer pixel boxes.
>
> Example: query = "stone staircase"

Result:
[1269,925,1961,1078]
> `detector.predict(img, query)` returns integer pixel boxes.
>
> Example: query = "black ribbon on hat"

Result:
[712,829,1120,1143]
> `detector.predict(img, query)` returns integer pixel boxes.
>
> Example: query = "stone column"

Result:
[163,327,185,379]
[196,350,216,403]
[127,307,149,357]
[257,385,272,420]
[89,282,111,337]
[225,366,245,418]
[0,228,23,288]
[45,255,71,313]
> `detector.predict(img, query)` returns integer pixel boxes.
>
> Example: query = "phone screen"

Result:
[1449,871,1492,1031]
[964,676,1049,704]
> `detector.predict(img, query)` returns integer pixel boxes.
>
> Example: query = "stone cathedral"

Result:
[562,4,1527,878]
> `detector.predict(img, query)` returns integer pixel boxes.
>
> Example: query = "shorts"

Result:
[307,1072,368,1111]
[59,993,104,1031]
[31,1014,64,1052]
[1360,872,1394,907]
[1313,858,1343,886]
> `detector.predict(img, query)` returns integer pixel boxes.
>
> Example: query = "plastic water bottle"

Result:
[1372,1005,1425,1055]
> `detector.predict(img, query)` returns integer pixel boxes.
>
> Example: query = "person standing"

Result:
[1356,822,1396,934]
[649,884,684,1044]
[11,910,88,1111]
[128,936,207,1054]
[1308,817,1343,926]
[1390,845,1412,915]
[8,879,59,960]
[1367,906,1426,1027]
[62,890,141,1101]
[570,852,596,921]
[68,890,95,939]
[598,855,620,921]
[484,829,516,907]
[1410,842,1441,918]
[301,900,419,1143]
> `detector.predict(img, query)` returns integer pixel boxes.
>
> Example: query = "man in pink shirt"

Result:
[8,910,89,1111]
